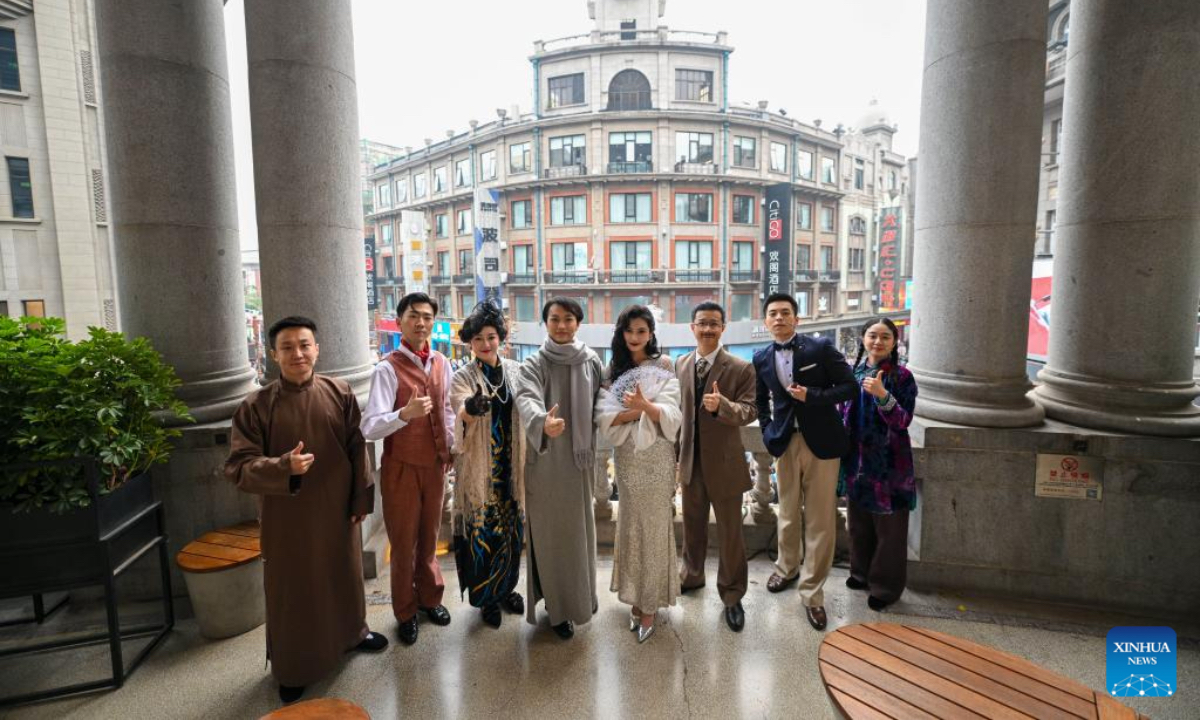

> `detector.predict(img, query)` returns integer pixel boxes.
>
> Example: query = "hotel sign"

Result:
[762,183,792,298]
[877,208,902,311]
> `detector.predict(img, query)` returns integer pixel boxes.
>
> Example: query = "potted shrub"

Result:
[0,316,192,590]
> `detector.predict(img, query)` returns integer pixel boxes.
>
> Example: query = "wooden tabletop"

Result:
[176,520,262,573]
[818,622,1149,720]
[259,698,369,719]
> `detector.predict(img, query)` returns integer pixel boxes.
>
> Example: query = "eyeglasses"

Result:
[693,321,724,330]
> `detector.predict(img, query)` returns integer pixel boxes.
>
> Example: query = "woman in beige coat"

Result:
[449,303,527,628]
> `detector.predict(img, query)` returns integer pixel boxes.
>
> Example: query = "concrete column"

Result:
[244,0,373,392]
[95,0,257,423]
[1033,0,1200,436]
[593,448,614,520]
[749,452,776,525]
[906,0,1047,427]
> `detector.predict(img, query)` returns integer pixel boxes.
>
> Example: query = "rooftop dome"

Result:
[855,98,892,131]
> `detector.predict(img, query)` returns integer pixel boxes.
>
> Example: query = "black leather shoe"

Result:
[846,576,869,591]
[420,605,452,626]
[867,595,893,612]
[680,581,706,594]
[724,602,745,632]
[482,604,502,628]
[353,631,389,653]
[805,605,828,631]
[552,620,574,639]
[278,684,305,704]
[501,592,524,615]
[398,616,418,645]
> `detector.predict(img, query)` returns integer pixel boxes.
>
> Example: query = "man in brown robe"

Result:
[225,316,387,704]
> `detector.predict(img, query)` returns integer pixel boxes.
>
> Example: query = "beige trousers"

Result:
[774,432,840,607]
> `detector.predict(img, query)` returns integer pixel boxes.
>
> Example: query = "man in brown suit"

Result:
[676,301,757,631]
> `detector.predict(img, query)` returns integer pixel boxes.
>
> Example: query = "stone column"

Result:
[592,448,614,520]
[95,0,257,423]
[906,0,1048,427]
[244,0,373,392]
[749,452,777,524]
[1033,0,1200,436]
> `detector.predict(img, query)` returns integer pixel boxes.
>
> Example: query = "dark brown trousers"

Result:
[679,465,748,607]
[847,502,909,603]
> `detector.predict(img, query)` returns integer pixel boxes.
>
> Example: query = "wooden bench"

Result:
[819,622,1150,720]
[259,698,370,719]
[176,520,265,639]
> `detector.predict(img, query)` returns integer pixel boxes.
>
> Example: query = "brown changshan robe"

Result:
[224,373,374,687]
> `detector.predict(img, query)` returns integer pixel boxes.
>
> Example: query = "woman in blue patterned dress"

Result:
[839,317,918,611]
[449,303,526,628]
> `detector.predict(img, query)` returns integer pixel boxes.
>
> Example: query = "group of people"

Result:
[223,290,918,704]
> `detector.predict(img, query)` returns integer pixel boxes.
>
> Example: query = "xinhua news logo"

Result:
[1107,627,1176,698]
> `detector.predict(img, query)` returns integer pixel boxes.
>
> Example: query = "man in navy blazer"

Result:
[753,292,856,631]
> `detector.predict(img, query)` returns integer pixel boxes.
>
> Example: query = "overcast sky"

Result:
[225,0,927,251]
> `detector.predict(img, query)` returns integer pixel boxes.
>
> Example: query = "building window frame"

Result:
[731,194,755,225]
[769,142,788,173]
[609,192,652,223]
[6,156,33,219]
[0,28,20,93]
[548,72,586,109]
[675,132,714,165]
[732,136,756,168]
[510,199,532,229]
[674,192,713,223]
[509,142,531,173]
[480,150,497,180]
[549,194,587,226]
[455,157,473,187]
[549,134,586,168]
[675,68,713,102]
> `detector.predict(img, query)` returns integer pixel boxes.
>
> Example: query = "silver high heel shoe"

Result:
[636,616,655,644]
[629,611,638,632]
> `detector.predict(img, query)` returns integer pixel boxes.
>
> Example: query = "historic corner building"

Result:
[366,0,912,362]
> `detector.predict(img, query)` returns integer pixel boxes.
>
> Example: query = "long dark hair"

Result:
[608,304,661,383]
[852,317,902,382]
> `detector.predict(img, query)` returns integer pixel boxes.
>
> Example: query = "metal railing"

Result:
[452,274,474,284]
[606,161,653,174]
[542,270,595,284]
[674,161,717,174]
[598,269,664,284]
[544,164,587,179]
[669,269,722,283]
[507,273,537,285]
[795,270,818,282]
[428,275,450,285]
[729,269,761,283]
[819,270,841,282]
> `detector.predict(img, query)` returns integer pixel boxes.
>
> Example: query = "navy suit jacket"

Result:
[753,335,857,459]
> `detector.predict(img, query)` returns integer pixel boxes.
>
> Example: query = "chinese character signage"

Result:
[364,235,377,311]
[474,188,503,308]
[762,183,792,298]
[877,208,903,311]
[400,211,428,294]
[1034,453,1104,500]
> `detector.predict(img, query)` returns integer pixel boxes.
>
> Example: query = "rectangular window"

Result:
[608,193,652,223]
[438,293,451,312]
[675,132,714,164]
[854,159,865,190]
[1044,210,1057,254]
[552,242,588,270]
[675,69,713,102]
[549,195,587,225]
[1049,118,1062,162]
[458,249,473,273]
[733,136,756,168]
[609,131,652,165]
[395,177,408,202]
[511,199,532,229]
[620,20,637,40]
[0,301,7,318]
[820,206,835,232]
[376,183,391,209]
[437,251,450,275]
[480,150,497,180]
[674,293,715,322]
[380,223,393,245]
[513,244,534,271]
[797,202,812,230]
[413,172,427,198]
[820,246,835,271]
[770,142,787,173]
[849,248,864,271]
[730,293,752,321]
[549,134,586,168]
[797,245,811,271]
[433,166,447,193]
[435,213,448,237]
[732,241,754,270]
[675,240,713,269]
[548,73,585,108]
[456,209,471,234]
[609,241,652,270]
[796,291,810,317]
[382,255,395,278]
[732,195,755,224]
[515,295,535,321]
[7,157,33,218]
[455,158,472,187]
[0,29,20,92]
[23,299,45,318]
[819,289,835,314]
[509,142,531,173]
[460,293,472,318]
[821,157,836,184]
[674,192,712,223]
[798,150,814,180]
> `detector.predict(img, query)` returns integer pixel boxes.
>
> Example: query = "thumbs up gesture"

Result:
[862,369,888,399]
[623,383,652,413]
[464,385,489,417]
[702,380,723,413]
[399,383,434,420]
[544,404,567,438]
[286,440,315,475]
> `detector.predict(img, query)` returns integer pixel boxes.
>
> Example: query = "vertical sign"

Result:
[474,188,503,307]
[400,210,428,295]
[364,235,377,311]
[877,207,902,311]
[762,183,793,298]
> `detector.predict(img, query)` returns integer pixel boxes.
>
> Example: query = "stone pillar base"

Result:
[911,367,1044,428]
[1035,367,1200,437]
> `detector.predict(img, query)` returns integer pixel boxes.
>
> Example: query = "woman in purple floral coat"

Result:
[839,318,917,610]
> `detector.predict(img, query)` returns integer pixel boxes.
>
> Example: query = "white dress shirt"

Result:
[360,343,454,442]
[773,333,797,389]
[694,344,721,381]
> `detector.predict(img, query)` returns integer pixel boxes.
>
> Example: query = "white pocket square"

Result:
[799,363,817,371]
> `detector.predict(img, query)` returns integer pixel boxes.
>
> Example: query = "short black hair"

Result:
[459,301,508,343]
[691,301,726,323]
[762,292,798,314]
[268,316,317,349]
[398,292,438,317]
[542,296,584,323]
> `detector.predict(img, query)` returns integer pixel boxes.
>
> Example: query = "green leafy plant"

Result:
[0,316,193,514]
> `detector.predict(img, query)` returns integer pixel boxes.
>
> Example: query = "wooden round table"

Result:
[259,698,370,719]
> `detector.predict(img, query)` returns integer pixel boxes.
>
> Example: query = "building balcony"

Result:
[543,270,595,285]
[598,269,664,284]
[669,269,722,283]
[674,161,717,174]
[544,164,587,179]
[795,270,818,282]
[605,91,653,112]
[452,274,474,284]
[429,274,450,285]
[819,270,841,282]
[507,272,537,285]
[730,269,761,283]
[1046,48,1067,84]
[606,161,653,174]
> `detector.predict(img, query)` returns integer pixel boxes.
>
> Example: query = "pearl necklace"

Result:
[478,362,510,404]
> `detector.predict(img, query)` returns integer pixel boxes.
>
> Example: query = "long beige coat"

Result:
[449,359,527,528]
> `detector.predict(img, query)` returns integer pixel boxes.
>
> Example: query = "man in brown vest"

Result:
[361,292,454,645]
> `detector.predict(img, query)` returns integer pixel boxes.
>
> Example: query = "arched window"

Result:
[849,216,867,235]
[607,70,652,111]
